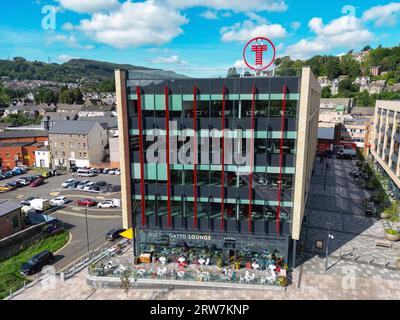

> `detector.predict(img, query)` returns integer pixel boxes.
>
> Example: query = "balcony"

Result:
[391,153,398,164]
[394,133,400,144]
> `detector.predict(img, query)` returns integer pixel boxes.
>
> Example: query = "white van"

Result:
[77,169,96,177]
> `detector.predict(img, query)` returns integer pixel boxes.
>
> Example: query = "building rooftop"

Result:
[49,120,100,135]
[55,104,84,111]
[0,131,48,139]
[0,200,22,217]
[318,127,335,140]
[320,98,352,106]
[77,116,118,128]
[0,141,35,148]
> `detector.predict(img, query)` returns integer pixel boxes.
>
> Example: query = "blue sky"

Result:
[0,0,399,76]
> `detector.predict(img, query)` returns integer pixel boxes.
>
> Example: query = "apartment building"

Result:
[371,100,400,188]
[48,121,108,169]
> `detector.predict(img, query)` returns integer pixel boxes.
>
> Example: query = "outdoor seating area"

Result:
[89,247,289,288]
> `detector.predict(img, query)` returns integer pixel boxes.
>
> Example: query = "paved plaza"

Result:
[9,158,400,300]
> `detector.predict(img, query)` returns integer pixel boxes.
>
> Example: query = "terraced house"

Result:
[116,67,320,266]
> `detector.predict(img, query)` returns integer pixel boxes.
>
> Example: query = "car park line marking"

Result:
[55,210,121,219]
[16,195,24,199]
[49,192,60,196]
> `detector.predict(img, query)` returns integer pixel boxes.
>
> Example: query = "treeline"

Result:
[275,45,400,106]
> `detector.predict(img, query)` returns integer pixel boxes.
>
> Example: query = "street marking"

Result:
[16,195,24,199]
[49,192,60,196]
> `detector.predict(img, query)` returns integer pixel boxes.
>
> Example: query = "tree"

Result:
[338,78,359,97]
[3,113,42,126]
[0,86,11,106]
[227,67,239,78]
[355,91,372,107]
[35,88,58,104]
[59,87,83,104]
[325,57,341,80]
[340,55,360,80]
[362,45,372,52]
[97,78,115,92]
[321,86,332,98]
[120,271,131,297]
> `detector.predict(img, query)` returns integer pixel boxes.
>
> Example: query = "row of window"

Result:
[52,151,87,158]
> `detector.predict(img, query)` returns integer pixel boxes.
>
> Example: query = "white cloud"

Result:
[57,54,79,62]
[77,1,188,48]
[151,55,188,65]
[362,2,400,27]
[62,22,75,30]
[234,59,246,69]
[200,10,218,20]
[47,34,94,50]
[290,21,301,30]
[285,15,373,59]
[56,0,120,13]
[220,19,287,42]
[163,0,288,12]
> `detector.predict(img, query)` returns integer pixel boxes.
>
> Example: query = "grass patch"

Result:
[0,230,69,299]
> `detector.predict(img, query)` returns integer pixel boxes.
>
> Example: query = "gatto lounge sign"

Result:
[168,233,212,241]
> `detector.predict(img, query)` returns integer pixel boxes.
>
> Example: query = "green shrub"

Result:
[386,229,399,235]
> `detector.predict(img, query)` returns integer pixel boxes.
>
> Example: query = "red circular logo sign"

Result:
[243,37,276,71]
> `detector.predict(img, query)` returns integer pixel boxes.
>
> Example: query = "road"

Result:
[0,171,123,270]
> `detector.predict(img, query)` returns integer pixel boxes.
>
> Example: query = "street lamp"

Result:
[325,222,334,270]
[85,207,90,255]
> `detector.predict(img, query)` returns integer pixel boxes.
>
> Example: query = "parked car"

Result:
[98,200,117,208]
[62,179,75,188]
[5,181,23,189]
[70,167,79,172]
[99,183,113,192]
[20,250,54,275]
[0,174,6,180]
[75,198,98,207]
[106,228,126,241]
[77,169,97,177]
[0,185,14,192]
[76,180,90,190]
[21,196,40,206]
[89,181,107,192]
[83,182,95,191]
[67,180,81,189]
[30,178,44,187]
[4,170,13,178]
[115,169,121,176]
[108,168,118,175]
[50,196,68,206]
[102,168,110,174]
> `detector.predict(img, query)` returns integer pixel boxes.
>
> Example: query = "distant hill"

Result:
[0,57,184,83]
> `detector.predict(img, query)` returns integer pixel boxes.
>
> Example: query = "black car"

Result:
[99,183,112,192]
[70,167,79,172]
[106,228,126,241]
[89,181,107,191]
[20,250,54,275]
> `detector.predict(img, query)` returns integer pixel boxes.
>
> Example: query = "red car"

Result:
[75,199,98,207]
[30,178,44,187]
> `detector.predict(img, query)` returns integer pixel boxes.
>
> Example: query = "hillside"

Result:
[0,57,163,83]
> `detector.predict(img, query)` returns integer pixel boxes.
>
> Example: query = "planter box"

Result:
[384,231,400,242]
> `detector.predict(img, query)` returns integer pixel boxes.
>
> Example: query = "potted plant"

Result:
[276,276,288,287]
[216,254,223,268]
[396,258,400,269]
[234,260,241,270]
[384,229,400,242]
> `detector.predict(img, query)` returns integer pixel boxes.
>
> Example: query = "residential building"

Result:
[341,118,370,148]
[55,103,84,113]
[34,145,51,168]
[370,66,382,77]
[317,76,332,88]
[371,100,400,188]
[353,76,370,92]
[115,67,321,268]
[369,80,386,94]
[49,120,108,169]
[41,112,78,130]
[0,141,43,168]
[0,201,23,239]
[78,104,115,118]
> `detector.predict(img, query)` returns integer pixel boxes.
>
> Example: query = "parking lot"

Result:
[0,170,123,270]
